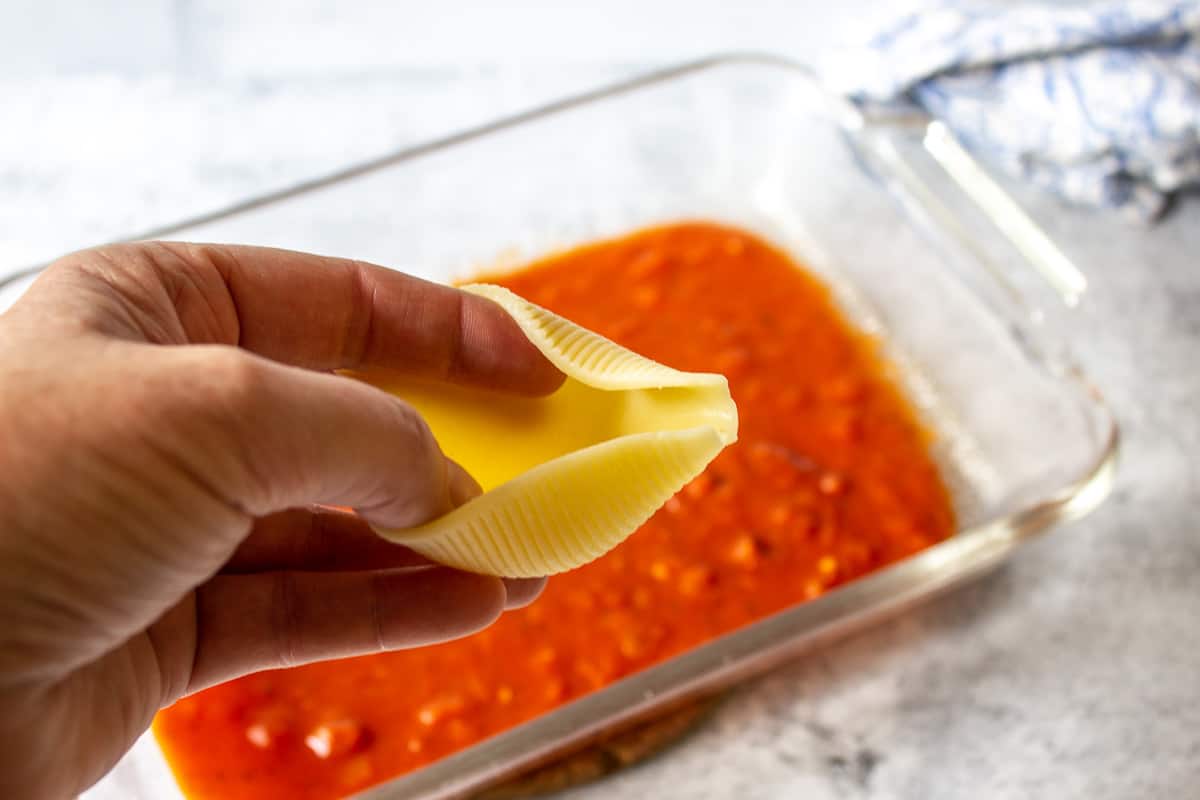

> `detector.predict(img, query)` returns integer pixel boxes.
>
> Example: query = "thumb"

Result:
[184,345,472,530]
[3,344,482,683]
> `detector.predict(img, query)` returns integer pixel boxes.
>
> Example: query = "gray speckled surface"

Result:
[555,198,1200,800]
[559,200,1200,800]
[553,197,1200,800]
[7,3,1199,799]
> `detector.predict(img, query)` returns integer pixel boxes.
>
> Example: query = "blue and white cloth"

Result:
[823,0,1200,220]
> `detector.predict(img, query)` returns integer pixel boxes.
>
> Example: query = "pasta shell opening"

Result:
[368,284,738,577]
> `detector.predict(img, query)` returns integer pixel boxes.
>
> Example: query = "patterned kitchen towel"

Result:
[822,0,1200,220]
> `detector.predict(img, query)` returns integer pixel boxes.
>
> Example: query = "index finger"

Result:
[88,241,564,395]
[206,243,564,395]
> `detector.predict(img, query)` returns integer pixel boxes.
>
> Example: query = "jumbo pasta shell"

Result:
[371,284,739,577]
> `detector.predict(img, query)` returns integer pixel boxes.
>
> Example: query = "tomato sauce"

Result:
[154,222,955,799]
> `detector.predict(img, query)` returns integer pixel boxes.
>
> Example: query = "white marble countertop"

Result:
[6,2,1198,798]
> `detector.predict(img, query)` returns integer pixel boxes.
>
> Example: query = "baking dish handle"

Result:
[847,107,1095,367]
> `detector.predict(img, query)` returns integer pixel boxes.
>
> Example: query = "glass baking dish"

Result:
[4,55,1116,800]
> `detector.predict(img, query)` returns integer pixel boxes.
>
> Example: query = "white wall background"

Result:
[3,0,866,76]
[0,0,890,269]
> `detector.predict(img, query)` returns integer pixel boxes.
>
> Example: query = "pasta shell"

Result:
[370,284,739,577]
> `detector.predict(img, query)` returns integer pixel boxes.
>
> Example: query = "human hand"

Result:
[0,243,563,799]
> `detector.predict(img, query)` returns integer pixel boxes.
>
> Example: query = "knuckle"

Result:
[393,402,447,493]
[366,571,389,652]
[442,290,469,381]
[57,243,158,286]
[396,401,441,466]
[271,571,301,669]
[367,396,450,524]
[341,260,378,366]
[40,244,193,344]
[201,347,270,412]
[161,347,278,511]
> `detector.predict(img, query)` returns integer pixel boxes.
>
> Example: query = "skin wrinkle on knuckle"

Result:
[345,260,380,369]
[367,571,389,653]
[194,244,250,348]
[82,445,193,583]
[139,243,194,314]
[144,600,192,708]
[145,242,238,346]
[207,347,264,407]
[300,511,325,570]
[11,428,179,627]
[190,348,280,513]
[59,249,159,342]
[103,640,156,747]
[0,581,99,686]
[85,246,181,345]
[389,400,450,523]
[131,386,253,525]
[271,571,301,670]
[89,348,261,543]
[444,290,470,383]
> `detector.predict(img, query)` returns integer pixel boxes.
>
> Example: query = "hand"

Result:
[0,242,563,799]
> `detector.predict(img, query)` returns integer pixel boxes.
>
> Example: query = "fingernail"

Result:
[501,577,547,609]
[447,461,483,508]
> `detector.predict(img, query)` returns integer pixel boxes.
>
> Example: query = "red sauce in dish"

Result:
[154,222,955,799]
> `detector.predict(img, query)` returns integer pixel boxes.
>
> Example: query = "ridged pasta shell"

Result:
[371,284,739,577]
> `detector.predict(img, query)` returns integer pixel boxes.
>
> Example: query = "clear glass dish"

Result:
[5,54,1116,800]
